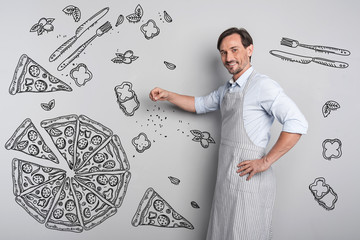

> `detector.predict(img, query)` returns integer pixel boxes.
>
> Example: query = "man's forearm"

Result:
[167,92,196,113]
[263,131,302,165]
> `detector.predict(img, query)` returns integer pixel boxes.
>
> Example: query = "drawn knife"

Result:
[49,7,109,62]
[269,50,348,69]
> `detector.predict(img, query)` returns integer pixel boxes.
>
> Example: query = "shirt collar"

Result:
[228,66,254,88]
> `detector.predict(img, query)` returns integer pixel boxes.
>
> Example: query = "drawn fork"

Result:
[58,21,112,71]
[280,37,350,56]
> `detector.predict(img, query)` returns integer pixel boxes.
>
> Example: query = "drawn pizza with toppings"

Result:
[6,114,131,232]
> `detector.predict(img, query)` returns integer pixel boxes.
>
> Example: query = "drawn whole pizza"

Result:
[5,114,131,233]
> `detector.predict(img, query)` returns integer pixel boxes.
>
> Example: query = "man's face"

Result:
[219,33,253,80]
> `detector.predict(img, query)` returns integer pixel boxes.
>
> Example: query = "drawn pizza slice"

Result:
[12,158,66,196]
[71,178,117,230]
[45,177,83,233]
[15,174,65,224]
[9,54,72,95]
[132,187,194,229]
[6,118,59,163]
[76,135,129,174]
[41,115,79,169]
[74,171,131,208]
[73,115,113,170]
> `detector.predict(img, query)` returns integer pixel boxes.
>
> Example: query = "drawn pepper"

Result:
[322,138,342,160]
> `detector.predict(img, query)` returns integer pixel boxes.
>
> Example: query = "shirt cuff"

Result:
[194,97,206,114]
[282,119,309,135]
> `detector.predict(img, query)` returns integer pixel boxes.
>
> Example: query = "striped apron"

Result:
[206,71,276,240]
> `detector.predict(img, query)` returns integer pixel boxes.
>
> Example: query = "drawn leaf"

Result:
[168,176,180,185]
[326,100,340,110]
[30,23,41,32]
[37,28,45,35]
[46,18,55,24]
[112,58,124,64]
[72,7,81,22]
[163,11,173,23]
[190,130,202,137]
[192,136,201,142]
[191,201,200,209]
[63,5,76,15]
[207,137,215,144]
[135,4,144,17]
[126,13,141,23]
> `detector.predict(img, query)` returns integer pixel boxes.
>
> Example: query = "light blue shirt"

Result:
[195,67,308,148]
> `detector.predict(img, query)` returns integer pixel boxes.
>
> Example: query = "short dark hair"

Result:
[217,27,253,51]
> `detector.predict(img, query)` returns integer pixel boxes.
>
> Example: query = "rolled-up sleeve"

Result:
[195,85,225,114]
[260,79,308,134]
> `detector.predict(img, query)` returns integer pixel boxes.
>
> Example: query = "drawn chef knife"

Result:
[49,7,109,62]
[269,50,349,69]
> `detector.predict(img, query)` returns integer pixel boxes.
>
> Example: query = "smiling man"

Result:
[149,27,308,240]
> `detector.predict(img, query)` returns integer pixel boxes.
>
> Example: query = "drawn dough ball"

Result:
[27,130,38,141]
[56,137,66,149]
[34,80,48,92]
[157,215,170,226]
[22,163,33,173]
[91,135,102,145]
[93,153,106,163]
[65,199,76,211]
[108,175,119,187]
[29,65,40,77]
[77,138,88,150]
[153,199,165,212]
[41,186,52,198]
[52,208,64,219]
[86,192,97,204]
[97,175,109,185]
[64,126,75,137]
[32,174,45,184]
[28,144,40,156]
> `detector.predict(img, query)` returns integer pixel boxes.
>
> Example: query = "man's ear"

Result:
[247,44,254,58]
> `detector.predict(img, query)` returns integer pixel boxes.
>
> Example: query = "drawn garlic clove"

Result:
[164,61,176,70]
[191,201,200,209]
[168,176,180,185]
[163,11,172,23]
[115,14,124,27]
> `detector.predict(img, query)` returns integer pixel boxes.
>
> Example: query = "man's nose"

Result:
[226,52,235,62]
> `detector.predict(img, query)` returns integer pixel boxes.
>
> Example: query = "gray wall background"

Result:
[0,0,358,239]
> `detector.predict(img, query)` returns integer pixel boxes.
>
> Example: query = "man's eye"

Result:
[232,49,237,52]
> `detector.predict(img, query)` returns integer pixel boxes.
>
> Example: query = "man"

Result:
[149,27,308,240]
